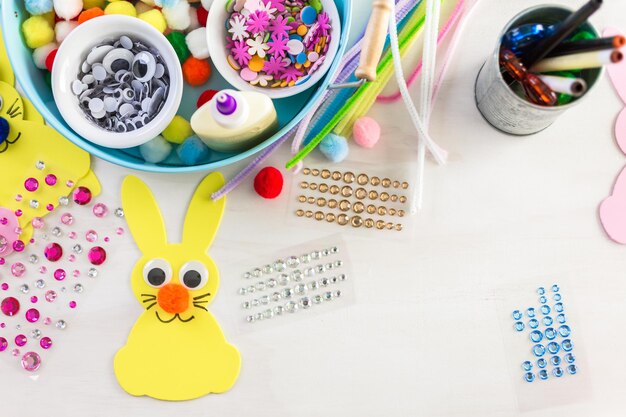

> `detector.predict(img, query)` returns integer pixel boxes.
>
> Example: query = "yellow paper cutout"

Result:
[0,35,15,86]
[114,173,241,401]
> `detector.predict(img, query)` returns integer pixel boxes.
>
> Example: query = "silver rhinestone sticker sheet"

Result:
[234,236,353,332]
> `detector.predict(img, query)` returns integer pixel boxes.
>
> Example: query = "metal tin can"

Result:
[475,5,603,135]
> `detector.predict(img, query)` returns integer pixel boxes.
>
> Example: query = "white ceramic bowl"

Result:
[207,0,341,99]
[52,15,183,149]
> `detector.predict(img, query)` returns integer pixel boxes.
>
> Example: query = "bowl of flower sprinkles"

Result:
[208,0,340,99]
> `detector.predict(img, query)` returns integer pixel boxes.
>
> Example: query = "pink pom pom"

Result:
[352,117,380,148]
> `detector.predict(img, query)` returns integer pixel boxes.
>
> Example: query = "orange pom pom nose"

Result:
[157,283,190,314]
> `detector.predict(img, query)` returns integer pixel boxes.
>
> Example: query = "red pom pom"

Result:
[45,49,59,72]
[197,89,218,108]
[254,167,283,199]
[196,6,209,27]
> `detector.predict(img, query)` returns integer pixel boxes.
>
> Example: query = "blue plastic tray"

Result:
[1,0,352,173]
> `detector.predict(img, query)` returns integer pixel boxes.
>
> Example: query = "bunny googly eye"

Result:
[143,259,172,288]
[179,261,208,290]
[132,52,156,82]
[0,95,4,111]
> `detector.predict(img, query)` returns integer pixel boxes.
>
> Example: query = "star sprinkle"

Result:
[246,35,269,58]
[228,15,250,41]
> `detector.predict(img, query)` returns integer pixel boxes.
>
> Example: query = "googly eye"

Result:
[0,95,4,111]
[132,51,156,82]
[179,261,208,290]
[143,259,172,288]
[102,48,134,75]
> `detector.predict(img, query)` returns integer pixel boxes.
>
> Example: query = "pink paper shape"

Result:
[600,166,626,244]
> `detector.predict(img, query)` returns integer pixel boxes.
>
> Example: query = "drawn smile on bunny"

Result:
[114,173,241,401]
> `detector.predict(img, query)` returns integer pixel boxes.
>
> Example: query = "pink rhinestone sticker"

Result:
[85,230,98,243]
[0,337,7,352]
[1,297,20,316]
[72,186,92,205]
[10,262,26,277]
[13,240,25,252]
[44,243,63,262]
[25,308,40,323]
[21,351,41,372]
[69,301,77,309]
[92,203,108,218]
[44,290,57,303]
[61,213,74,225]
[24,178,39,192]
[32,217,45,229]
[45,174,57,186]
[40,337,52,349]
[88,246,107,265]
[53,268,66,281]
[14,334,27,347]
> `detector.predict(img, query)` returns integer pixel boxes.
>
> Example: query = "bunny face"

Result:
[122,174,227,324]
[0,82,25,153]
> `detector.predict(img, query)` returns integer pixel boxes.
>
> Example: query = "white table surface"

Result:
[4,0,626,415]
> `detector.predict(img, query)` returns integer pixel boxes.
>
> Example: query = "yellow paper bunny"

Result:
[114,173,241,401]
[0,36,99,254]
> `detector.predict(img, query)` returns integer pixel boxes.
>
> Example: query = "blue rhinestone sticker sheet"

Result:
[500,283,591,412]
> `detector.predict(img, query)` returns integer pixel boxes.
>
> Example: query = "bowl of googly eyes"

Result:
[51,15,184,149]
[208,0,341,99]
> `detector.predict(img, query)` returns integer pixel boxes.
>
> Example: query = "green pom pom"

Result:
[166,32,190,63]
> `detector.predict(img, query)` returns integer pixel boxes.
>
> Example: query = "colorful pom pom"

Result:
[105,1,137,17]
[138,9,167,33]
[162,0,190,31]
[55,20,77,43]
[166,31,190,63]
[254,167,284,199]
[177,136,210,165]
[319,133,349,163]
[162,115,193,144]
[22,15,55,49]
[352,117,381,148]
[197,89,218,108]
[187,6,201,30]
[53,0,83,20]
[32,43,57,69]
[182,56,211,86]
[185,28,210,60]
[155,0,180,7]
[78,7,104,24]
[25,0,54,15]
[139,135,173,163]
[196,6,208,27]
[83,0,106,8]
[44,48,58,72]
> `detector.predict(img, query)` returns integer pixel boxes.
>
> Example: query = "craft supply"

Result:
[77,7,105,24]
[166,31,191,63]
[138,9,167,32]
[25,0,54,15]
[104,1,138,17]
[537,74,587,97]
[176,135,211,165]
[254,166,284,199]
[500,49,557,106]
[139,135,173,163]
[162,0,191,31]
[319,133,349,163]
[182,56,211,85]
[72,36,171,134]
[54,20,77,44]
[196,89,218,108]
[162,115,193,144]
[53,0,83,20]
[546,35,626,57]
[236,238,353,327]
[352,116,380,148]
[223,0,333,90]
[185,27,210,60]
[520,0,603,68]
[190,89,278,153]
[475,5,604,135]
[531,49,622,73]
[115,174,241,400]
[355,0,393,81]
[21,15,55,49]
[32,42,57,70]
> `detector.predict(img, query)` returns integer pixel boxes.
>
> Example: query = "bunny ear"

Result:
[182,172,226,252]
[122,176,168,253]
[0,36,15,86]
[604,28,626,103]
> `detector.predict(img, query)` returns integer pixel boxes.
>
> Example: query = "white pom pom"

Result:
[55,20,77,44]
[185,28,210,60]
[201,0,214,10]
[187,5,200,31]
[163,1,190,31]
[33,43,57,69]
[53,0,83,20]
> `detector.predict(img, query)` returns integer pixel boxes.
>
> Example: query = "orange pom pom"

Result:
[78,7,104,25]
[182,57,211,86]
